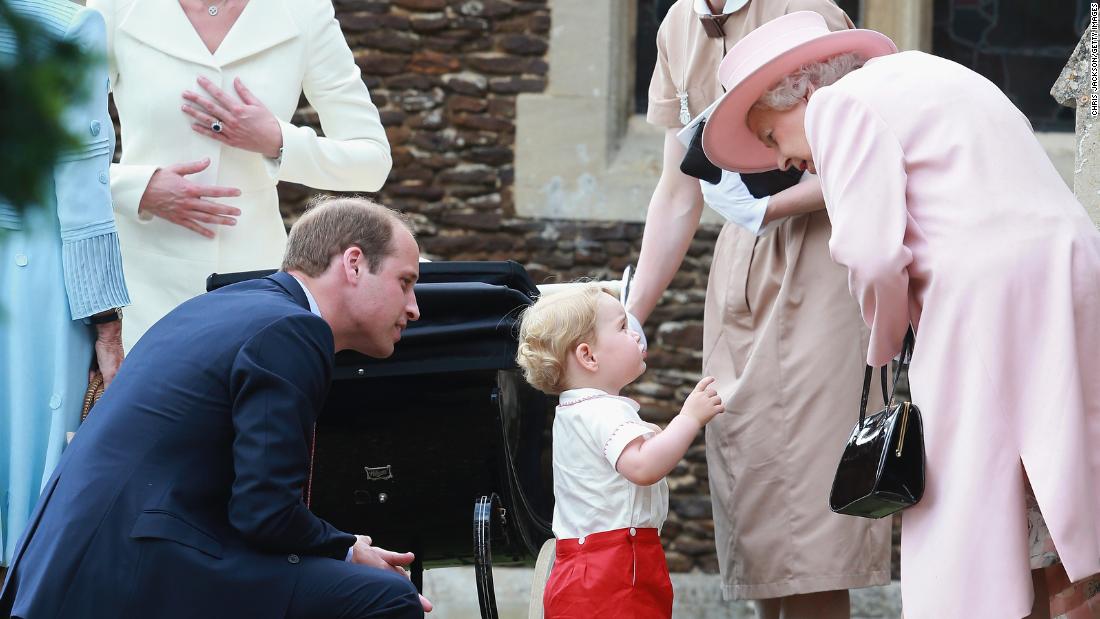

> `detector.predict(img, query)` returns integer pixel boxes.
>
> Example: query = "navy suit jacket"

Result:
[0,271,356,618]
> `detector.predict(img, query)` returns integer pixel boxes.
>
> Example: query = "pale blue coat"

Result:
[0,0,130,565]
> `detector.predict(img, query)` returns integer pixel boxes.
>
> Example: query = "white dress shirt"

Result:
[290,273,321,317]
[551,388,669,540]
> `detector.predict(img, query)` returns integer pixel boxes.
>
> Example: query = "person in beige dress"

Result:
[624,1,891,617]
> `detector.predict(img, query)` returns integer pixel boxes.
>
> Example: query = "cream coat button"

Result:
[578,536,585,545]
[15,253,28,266]
[49,394,62,410]
[629,527,637,536]
[90,120,102,137]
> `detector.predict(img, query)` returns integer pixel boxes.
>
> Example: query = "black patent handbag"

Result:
[829,329,925,519]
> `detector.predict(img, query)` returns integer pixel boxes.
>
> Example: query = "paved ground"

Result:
[422,567,902,618]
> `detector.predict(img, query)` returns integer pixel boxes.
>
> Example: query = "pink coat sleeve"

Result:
[805,88,912,366]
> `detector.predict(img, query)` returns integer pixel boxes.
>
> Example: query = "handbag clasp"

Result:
[895,401,911,458]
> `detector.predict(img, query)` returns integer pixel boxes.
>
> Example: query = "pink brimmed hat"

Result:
[701,11,897,173]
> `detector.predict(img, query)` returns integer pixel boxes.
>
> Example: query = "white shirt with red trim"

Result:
[551,388,670,540]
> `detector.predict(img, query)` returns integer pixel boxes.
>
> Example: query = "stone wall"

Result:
[271,0,726,574]
[1052,26,1100,227]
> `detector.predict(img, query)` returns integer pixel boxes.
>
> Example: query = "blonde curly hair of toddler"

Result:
[516,283,616,394]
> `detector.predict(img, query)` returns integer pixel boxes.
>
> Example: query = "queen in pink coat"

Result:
[701,11,1100,619]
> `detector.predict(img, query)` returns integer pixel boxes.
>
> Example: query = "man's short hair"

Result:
[281,196,413,277]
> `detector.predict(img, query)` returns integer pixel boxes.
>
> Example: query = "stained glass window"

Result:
[634,0,863,113]
[932,0,1090,131]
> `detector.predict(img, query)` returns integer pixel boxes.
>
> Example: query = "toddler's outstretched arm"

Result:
[615,377,724,486]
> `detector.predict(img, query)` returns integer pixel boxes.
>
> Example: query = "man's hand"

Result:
[350,536,434,613]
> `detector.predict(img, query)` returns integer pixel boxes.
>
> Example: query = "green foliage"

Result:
[0,0,93,210]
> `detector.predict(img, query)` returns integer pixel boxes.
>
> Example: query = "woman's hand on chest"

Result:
[182,75,284,159]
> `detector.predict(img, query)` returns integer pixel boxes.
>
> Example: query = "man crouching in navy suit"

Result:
[0,198,430,618]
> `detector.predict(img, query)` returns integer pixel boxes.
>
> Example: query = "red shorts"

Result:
[543,527,673,619]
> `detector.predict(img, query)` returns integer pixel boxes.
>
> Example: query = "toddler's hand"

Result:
[680,376,724,427]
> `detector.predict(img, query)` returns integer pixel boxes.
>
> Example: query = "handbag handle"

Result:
[858,328,915,426]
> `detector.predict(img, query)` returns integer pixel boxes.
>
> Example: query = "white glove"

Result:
[699,170,772,236]
[619,266,648,352]
[627,311,647,352]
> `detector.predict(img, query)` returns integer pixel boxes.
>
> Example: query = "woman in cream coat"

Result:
[89,0,391,349]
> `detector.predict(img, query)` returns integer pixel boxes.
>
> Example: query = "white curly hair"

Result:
[753,52,868,111]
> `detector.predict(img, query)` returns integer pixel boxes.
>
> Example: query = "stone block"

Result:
[499,33,548,55]
[384,125,411,145]
[453,130,500,146]
[1051,28,1100,226]
[664,550,692,573]
[669,497,713,521]
[445,95,488,113]
[355,51,409,76]
[529,10,550,33]
[493,15,536,33]
[408,12,448,32]
[466,146,512,165]
[440,163,501,185]
[442,72,489,95]
[450,184,499,199]
[1051,28,1091,109]
[384,73,437,90]
[378,109,408,126]
[672,538,718,558]
[453,0,514,18]
[466,53,548,75]
[684,520,715,537]
[486,97,516,118]
[453,113,514,132]
[388,182,445,201]
[409,50,461,74]
[395,87,445,112]
[388,163,434,182]
[389,146,414,167]
[657,321,704,349]
[407,150,459,170]
[337,13,398,32]
[409,131,458,152]
[452,16,491,32]
[511,0,547,13]
[668,474,698,492]
[392,0,447,10]
[488,75,547,93]
[441,211,502,230]
[417,36,462,53]
[465,192,502,209]
[335,0,389,12]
